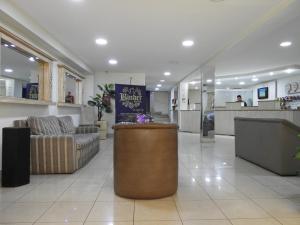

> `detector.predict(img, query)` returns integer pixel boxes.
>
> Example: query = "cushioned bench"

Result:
[14,116,100,174]
[235,117,300,175]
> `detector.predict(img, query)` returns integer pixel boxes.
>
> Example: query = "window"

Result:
[0,30,52,103]
[58,65,83,105]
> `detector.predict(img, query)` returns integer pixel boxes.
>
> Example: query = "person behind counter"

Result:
[236,95,247,106]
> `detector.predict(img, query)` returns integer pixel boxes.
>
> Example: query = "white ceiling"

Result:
[215,0,300,77]
[9,0,292,90]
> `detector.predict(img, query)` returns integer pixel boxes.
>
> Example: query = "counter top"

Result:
[215,108,299,112]
[179,110,201,111]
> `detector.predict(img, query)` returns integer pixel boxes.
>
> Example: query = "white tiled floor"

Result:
[1,133,300,225]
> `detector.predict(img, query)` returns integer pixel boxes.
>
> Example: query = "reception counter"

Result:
[113,123,178,199]
[215,108,300,135]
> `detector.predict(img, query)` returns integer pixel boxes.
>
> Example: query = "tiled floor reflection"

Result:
[1,133,300,224]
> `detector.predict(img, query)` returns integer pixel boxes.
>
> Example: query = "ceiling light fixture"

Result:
[234,77,239,80]
[164,72,171,76]
[216,81,222,85]
[190,81,196,85]
[4,68,13,73]
[29,57,35,62]
[10,44,15,47]
[285,68,295,74]
[4,44,8,47]
[157,84,162,87]
[206,79,213,83]
[239,81,245,85]
[108,59,118,65]
[155,87,159,91]
[252,78,259,82]
[269,72,274,76]
[95,38,108,46]
[160,80,165,82]
[182,40,194,47]
[280,41,292,47]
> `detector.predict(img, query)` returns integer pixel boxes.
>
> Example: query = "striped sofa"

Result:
[14,116,100,174]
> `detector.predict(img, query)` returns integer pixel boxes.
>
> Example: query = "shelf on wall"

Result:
[57,102,82,108]
[0,96,52,106]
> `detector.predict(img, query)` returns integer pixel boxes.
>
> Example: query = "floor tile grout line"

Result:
[172,196,184,225]
[133,200,135,225]
[31,172,80,225]
[179,143,232,223]
[82,164,111,224]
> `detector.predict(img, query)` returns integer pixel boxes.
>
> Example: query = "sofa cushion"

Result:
[58,116,76,134]
[74,133,99,150]
[27,116,62,135]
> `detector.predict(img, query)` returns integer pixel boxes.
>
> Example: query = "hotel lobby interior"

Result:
[1,0,300,225]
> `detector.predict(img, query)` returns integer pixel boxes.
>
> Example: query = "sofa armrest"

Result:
[30,135,77,174]
[76,126,100,134]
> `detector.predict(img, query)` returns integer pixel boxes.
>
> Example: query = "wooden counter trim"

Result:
[113,123,178,130]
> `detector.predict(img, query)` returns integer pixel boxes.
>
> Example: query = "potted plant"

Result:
[88,84,115,139]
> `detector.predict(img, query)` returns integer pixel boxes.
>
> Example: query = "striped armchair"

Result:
[14,116,100,174]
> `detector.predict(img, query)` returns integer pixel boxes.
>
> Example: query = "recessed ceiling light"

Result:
[35,57,39,60]
[285,68,295,74]
[10,44,15,47]
[155,87,159,91]
[234,77,239,80]
[29,57,35,62]
[252,78,259,82]
[164,72,171,76]
[160,80,165,82]
[239,81,245,85]
[216,81,222,85]
[4,44,8,47]
[4,68,13,73]
[269,72,274,76]
[157,84,162,87]
[182,40,194,47]
[206,79,213,83]
[108,59,118,65]
[280,41,292,47]
[190,81,196,85]
[95,38,108,46]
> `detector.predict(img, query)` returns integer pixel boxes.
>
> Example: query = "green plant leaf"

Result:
[87,100,96,106]
[295,151,300,159]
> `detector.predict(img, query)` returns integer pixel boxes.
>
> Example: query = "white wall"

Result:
[94,72,146,133]
[277,74,300,97]
[179,82,189,110]
[215,89,253,107]
[150,91,169,115]
[188,90,201,104]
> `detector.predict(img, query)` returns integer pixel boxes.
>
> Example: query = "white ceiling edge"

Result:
[0,0,93,75]
[217,64,300,79]
[173,0,295,90]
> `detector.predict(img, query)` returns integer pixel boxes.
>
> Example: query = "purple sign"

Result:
[115,84,146,123]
